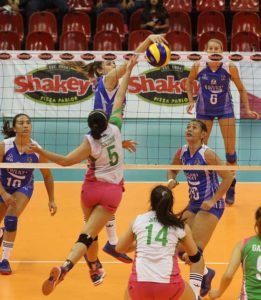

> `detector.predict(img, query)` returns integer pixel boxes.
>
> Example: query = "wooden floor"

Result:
[1,182,260,300]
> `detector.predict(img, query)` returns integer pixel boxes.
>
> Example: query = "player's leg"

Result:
[192,210,220,297]
[103,214,133,263]
[0,192,29,275]
[0,202,8,247]
[218,117,237,205]
[179,282,199,300]
[42,205,112,295]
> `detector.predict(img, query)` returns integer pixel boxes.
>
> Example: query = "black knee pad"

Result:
[76,234,94,248]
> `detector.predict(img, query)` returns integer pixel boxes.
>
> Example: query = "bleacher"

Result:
[0,0,260,51]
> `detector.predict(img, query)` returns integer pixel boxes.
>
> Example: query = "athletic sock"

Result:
[2,241,14,260]
[105,215,118,245]
[190,272,203,298]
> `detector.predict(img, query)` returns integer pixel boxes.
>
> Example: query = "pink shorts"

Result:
[81,181,123,214]
[128,280,185,300]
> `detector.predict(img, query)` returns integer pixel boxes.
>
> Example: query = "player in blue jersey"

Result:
[186,39,260,205]
[167,119,233,298]
[0,113,57,275]
[63,33,168,264]
[209,206,261,299]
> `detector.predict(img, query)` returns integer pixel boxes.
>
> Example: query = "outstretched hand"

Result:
[122,140,137,153]
[26,143,42,154]
[149,34,168,45]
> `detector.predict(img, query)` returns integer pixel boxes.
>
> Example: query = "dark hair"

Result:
[144,0,165,16]
[88,110,108,140]
[255,206,261,238]
[150,185,185,228]
[85,62,103,78]
[2,113,31,139]
[191,119,208,133]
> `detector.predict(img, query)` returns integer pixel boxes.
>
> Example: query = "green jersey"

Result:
[241,235,261,300]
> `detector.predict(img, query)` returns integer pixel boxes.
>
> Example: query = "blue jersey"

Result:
[93,76,126,117]
[179,144,223,208]
[196,63,234,116]
[0,137,40,194]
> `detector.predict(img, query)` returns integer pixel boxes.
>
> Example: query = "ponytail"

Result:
[2,119,16,138]
[88,110,108,140]
[150,185,184,229]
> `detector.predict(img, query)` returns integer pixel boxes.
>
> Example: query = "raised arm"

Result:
[109,55,138,130]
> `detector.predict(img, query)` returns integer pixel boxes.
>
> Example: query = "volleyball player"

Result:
[116,185,204,300]
[186,39,260,205]
[64,33,168,264]
[0,113,57,275]
[209,206,261,299]
[167,119,233,298]
[28,55,138,294]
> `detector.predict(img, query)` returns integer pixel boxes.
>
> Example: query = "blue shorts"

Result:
[187,199,225,219]
[0,183,34,203]
[196,112,235,120]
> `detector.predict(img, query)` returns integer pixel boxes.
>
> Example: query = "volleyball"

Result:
[145,43,171,67]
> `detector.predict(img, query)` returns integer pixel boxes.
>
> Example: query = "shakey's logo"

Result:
[130,64,198,106]
[14,63,94,105]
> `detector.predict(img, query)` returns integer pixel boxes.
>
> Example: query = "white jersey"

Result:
[85,123,123,184]
[132,211,186,283]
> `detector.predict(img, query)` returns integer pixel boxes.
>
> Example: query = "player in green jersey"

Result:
[209,206,261,299]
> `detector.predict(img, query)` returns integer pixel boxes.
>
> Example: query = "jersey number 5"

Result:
[107,145,119,166]
[145,224,168,246]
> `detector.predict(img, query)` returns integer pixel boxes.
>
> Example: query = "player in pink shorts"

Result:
[28,55,139,294]
[81,181,124,214]
[116,185,205,300]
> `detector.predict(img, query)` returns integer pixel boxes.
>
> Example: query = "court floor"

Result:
[1,181,260,300]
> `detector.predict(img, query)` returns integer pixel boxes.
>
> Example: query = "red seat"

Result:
[0,11,24,42]
[196,0,225,11]
[60,31,88,50]
[163,0,192,13]
[230,0,259,12]
[165,31,192,51]
[26,32,54,50]
[232,12,260,39]
[168,11,191,35]
[198,31,227,51]
[128,29,152,50]
[93,31,122,51]
[29,11,57,43]
[62,12,91,41]
[231,32,260,51]
[0,31,20,50]
[129,8,143,32]
[197,10,226,42]
[96,10,125,42]
[67,0,93,12]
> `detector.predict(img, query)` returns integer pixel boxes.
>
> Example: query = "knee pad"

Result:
[4,216,18,232]
[226,152,237,164]
[189,250,202,263]
[76,234,96,248]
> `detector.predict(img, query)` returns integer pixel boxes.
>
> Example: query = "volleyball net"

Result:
[0,51,260,179]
